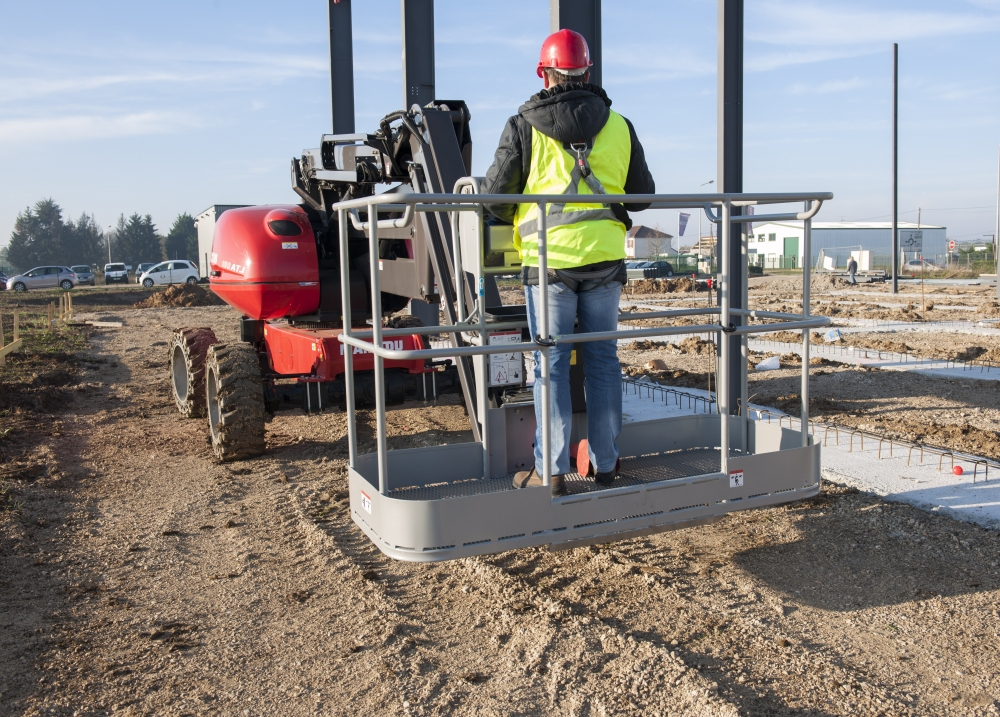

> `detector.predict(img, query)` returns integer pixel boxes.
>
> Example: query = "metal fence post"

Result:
[719,200,731,475]
[802,205,812,448]
[537,202,551,489]
[338,208,358,469]
[368,203,388,493]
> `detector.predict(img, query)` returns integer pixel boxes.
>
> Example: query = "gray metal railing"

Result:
[333,189,833,495]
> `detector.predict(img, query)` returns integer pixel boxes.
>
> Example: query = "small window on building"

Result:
[769,233,776,242]
[758,234,765,242]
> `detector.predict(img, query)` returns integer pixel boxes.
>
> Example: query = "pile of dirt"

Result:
[852,338,913,354]
[672,336,716,355]
[978,301,1000,318]
[767,330,825,344]
[624,339,667,351]
[622,363,711,390]
[811,274,850,290]
[134,284,224,308]
[629,277,699,294]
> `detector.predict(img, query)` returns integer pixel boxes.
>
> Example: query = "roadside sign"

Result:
[899,229,923,252]
[948,239,956,251]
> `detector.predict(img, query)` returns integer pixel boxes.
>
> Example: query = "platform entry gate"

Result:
[334,187,833,561]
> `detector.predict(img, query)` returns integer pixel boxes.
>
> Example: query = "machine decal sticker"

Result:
[281,242,298,250]
[339,339,404,355]
[210,252,218,264]
[220,259,245,275]
[729,469,744,488]
[488,331,523,387]
[360,491,372,514]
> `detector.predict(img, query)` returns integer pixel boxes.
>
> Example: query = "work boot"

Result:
[594,470,616,487]
[512,468,567,497]
[594,460,621,487]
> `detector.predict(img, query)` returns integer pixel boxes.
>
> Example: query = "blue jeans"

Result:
[525,280,622,476]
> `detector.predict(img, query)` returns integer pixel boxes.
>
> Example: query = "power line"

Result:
[854,205,996,221]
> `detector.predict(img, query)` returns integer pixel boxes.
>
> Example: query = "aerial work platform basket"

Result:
[333,187,832,561]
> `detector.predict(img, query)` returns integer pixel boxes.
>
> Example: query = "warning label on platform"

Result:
[488,331,523,387]
[360,491,372,514]
[729,470,744,489]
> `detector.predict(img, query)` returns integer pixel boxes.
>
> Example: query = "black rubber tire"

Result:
[13,282,26,292]
[666,270,674,278]
[185,276,197,285]
[205,343,266,462]
[60,280,73,290]
[143,278,154,288]
[169,327,217,418]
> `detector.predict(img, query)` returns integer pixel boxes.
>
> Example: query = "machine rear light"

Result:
[268,219,303,236]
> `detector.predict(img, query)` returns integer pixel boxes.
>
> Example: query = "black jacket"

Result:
[481,82,655,227]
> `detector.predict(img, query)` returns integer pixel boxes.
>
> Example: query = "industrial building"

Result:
[747,221,947,270]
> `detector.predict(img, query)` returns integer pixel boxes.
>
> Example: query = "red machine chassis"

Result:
[262,322,431,380]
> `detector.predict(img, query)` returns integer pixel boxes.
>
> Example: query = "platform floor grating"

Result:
[387,447,737,502]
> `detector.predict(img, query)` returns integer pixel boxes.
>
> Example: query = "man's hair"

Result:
[544,68,588,86]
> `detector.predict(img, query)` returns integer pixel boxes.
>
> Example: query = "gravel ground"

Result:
[1,296,1000,715]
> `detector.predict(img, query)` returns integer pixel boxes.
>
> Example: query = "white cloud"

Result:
[0,48,328,103]
[789,77,868,95]
[749,1,1000,47]
[747,46,878,73]
[0,111,201,144]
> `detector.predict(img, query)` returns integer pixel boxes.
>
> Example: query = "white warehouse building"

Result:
[747,221,947,270]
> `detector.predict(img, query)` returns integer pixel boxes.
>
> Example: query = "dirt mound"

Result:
[630,277,699,294]
[852,338,912,354]
[135,284,224,308]
[767,330,825,344]
[812,274,850,290]
[979,301,1000,318]
[624,339,667,351]
[672,336,716,355]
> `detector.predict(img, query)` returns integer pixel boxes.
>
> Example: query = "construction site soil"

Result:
[2,281,1000,715]
[133,284,225,309]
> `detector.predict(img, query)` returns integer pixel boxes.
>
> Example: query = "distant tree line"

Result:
[5,199,197,272]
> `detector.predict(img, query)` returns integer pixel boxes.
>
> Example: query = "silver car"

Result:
[71,265,96,286]
[6,266,79,292]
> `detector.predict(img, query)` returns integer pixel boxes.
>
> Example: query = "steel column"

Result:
[328,0,355,134]
[718,0,744,419]
[402,0,435,109]
[550,0,601,87]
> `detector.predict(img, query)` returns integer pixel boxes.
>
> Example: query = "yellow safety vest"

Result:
[514,110,631,269]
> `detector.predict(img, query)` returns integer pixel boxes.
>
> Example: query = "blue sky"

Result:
[0,0,998,250]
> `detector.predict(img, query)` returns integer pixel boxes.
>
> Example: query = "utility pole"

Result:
[718,0,744,416]
[328,0,355,134]
[891,42,899,294]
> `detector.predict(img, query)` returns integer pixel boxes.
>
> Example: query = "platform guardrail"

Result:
[332,189,833,495]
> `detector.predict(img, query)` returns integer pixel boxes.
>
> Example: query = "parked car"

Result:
[6,266,78,292]
[0,272,7,290]
[71,265,95,286]
[643,260,675,278]
[903,259,943,273]
[138,260,200,287]
[104,263,130,284]
[135,263,157,283]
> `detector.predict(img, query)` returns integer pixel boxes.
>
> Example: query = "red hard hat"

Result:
[536,29,592,78]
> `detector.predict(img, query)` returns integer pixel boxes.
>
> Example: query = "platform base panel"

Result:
[348,415,820,562]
